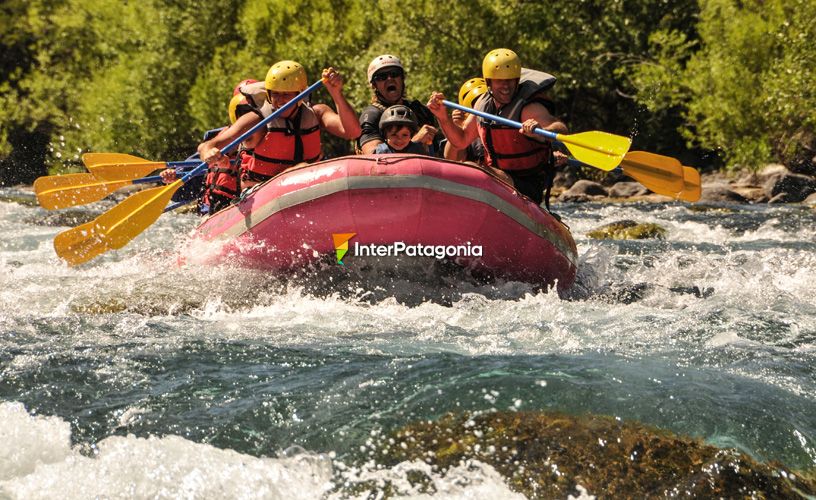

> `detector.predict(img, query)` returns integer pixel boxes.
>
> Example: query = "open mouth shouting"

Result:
[373,70,405,104]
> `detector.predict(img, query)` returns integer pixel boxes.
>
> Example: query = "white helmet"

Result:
[367,54,404,83]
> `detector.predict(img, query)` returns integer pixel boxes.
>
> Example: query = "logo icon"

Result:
[332,233,356,265]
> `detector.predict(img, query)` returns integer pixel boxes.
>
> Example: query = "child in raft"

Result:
[373,105,430,155]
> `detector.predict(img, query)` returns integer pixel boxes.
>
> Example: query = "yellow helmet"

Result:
[228,79,258,124]
[458,78,488,108]
[482,49,521,80]
[265,60,307,92]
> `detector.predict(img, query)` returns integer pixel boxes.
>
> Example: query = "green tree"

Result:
[630,0,816,170]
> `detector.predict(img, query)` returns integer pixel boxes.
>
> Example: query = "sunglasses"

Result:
[372,69,404,82]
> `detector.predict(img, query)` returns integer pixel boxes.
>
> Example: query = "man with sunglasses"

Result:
[357,55,440,155]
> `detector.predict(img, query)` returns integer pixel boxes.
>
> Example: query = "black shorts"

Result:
[507,169,547,205]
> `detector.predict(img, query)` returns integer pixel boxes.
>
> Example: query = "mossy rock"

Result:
[365,411,815,499]
[0,193,38,206]
[587,220,667,240]
[70,286,205,315]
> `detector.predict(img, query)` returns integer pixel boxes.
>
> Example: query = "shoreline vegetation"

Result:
[1,0,814,187]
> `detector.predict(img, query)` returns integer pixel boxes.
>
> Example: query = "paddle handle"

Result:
[181,79,325,183]
[442,99,558,142]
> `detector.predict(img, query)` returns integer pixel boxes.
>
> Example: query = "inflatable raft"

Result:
[191,154,578,292]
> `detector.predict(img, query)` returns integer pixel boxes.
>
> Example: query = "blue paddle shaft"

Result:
[442,99,558,142]
[131,159,238,185]
[181,80,325,183]
[166,160,201,168]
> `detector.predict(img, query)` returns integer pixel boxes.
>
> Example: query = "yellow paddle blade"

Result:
[52,221,112,266]
[559,131,631,171]
[677,166,702,202]
[35,174,130,210]
[619,151,685,196]
[53,181,181,266]
[82,152,151,168]
[87,161,167,182]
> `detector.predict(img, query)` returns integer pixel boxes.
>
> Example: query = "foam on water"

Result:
[0,402,524,500]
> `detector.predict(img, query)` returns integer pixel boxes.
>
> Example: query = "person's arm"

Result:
[518,102,568,141]
[315,67,361,139]
[443,110,467,161]
[426,91,478,149]
[357,106,384,154]
[197,112,263,163]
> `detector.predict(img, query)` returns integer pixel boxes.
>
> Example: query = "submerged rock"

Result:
[23,209,100,227]
[587,220,666,240]
[375,411,816,499]
[0,192,38,206]
[686,205,736,213]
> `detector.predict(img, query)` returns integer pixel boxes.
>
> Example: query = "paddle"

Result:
[87,159,202,182]
[34,158,228,209]
[35,172,169,210]
[82,152,153,168]
[442,100,631,171]
[567,150,685,198]
[677,166,701,202]
[54,79,325,266]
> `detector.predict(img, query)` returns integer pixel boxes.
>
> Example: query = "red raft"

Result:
[190,154,578,292]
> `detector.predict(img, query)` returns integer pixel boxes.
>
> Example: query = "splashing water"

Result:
[1,189,814,497]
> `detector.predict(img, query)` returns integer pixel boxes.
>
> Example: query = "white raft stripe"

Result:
[203,174,578,267]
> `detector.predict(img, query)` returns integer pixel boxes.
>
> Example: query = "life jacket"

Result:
[476,68,557,172]
[202,150,245,203]
[245,103,321,182]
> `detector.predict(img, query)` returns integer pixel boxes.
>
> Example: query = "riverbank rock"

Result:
[804,192,816,207]
[559,180,607,202]
[699,184,748,203]
[370,411,816,499]
[763,172,816,202]
[587,220,667,240]
[553,167,579,189]
[608,182,649,198]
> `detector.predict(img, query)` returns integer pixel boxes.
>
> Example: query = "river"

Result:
[1,188,814,498]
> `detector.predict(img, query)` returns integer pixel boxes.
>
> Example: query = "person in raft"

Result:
[427,48,568,207]
[373,105,428,155]
[357,54,439,155]
[197,62,360,191]
[443,77,489,164]
[159,79,258,215]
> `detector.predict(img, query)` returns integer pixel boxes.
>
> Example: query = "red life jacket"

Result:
[475,70,557,172]
[245,104,321,181]
[203,151,243,202]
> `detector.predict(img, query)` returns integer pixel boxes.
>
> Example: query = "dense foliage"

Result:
[1,0,813,184]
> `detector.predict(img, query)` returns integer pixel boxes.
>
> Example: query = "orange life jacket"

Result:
[203,151,243,202]
[475,70,557,172]
[245,104,321,182]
